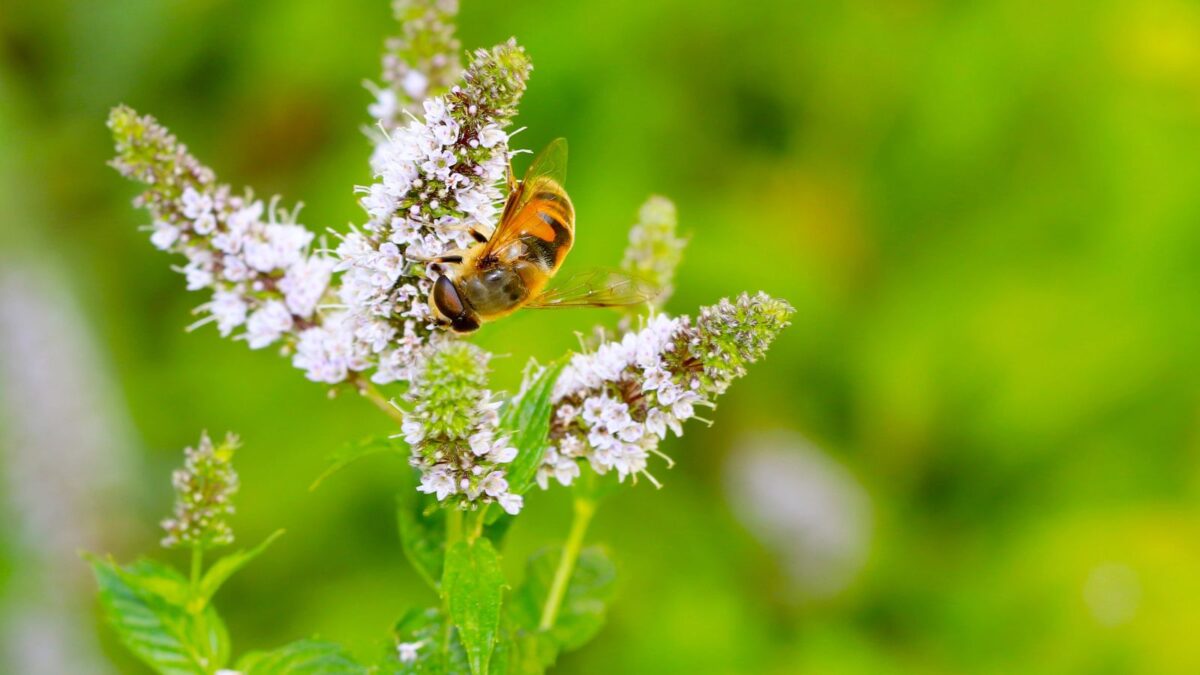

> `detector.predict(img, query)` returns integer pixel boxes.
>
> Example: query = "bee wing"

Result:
[526,268,657,309]
[479,138,570,257]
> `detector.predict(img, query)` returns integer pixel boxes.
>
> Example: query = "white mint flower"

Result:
[397,639,425,665]
[369,88,399,122]
[497,492,523,516]
[418,465,456,501]
[469,431,494,456]
[109,107,340,373]
[160,432,239,550]
[180,187,212,220]
[280,256,334,318]
[402,419,426,445]
[244,301,293,349]
[403,343,523,513]
[479,471,509,497]
[402,70,429,100]
[209,290,248,337]
[372,0,461,131]
[150,221,180,250]
[543,293,794,488]
[488,442,517,464]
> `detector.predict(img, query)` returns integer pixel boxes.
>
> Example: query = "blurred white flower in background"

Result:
[1083,562,1140,627]
[0,262,134,674]
[725,431,872,603]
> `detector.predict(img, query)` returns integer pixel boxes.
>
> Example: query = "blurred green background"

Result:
[3,0,1200,672]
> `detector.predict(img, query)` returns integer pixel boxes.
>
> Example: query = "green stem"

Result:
[466,508,486,543]
[441,508,465,668]
[189,545,203,595]
[539,497,596,631]
[359,378,405,424]
[445,508,464,547]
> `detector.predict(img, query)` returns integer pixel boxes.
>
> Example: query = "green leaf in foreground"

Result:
[493,621,558,675]
[501,361,566,495]
[443,539,506,675]
[398,470,447,591]
[510,546,615,652]
[236,639,367,674]
[381,607,467,674]
[88,556,229,675]
[194,529,285,609]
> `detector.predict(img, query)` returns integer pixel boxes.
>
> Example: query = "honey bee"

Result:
[420,138,652,333]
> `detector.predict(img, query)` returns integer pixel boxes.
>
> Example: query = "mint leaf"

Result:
[88,556,229,674]
[501,362,566,495]
[443,539,505,675]
[236,639,367,674]
[397,472,447,591]
[381,607,466,674]
[493,620,557,675]
[195,529,284,607]
[510,546,615,652]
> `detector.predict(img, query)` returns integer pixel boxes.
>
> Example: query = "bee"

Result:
[420,138,652,333]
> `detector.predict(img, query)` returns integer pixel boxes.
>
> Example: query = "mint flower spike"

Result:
[540,293,794,488]
[370,0,463,130]
[399,343,523,514]
[621,196,687,309]
[108,106,335,353]
[323,39,532,384]
[161,432,240,550]
[111,39,534,387]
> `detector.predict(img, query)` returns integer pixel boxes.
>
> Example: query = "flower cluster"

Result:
[108,107,335,352]
[621,196,687,309]
[301,40,532,385]
[400,343,523,514]
[110,36,532,386]
[161,431,240,549]
[540,293,794,488]
[370,0,462,131]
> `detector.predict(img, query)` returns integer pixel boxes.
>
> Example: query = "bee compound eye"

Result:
[451,313,481,333]
[432,275,466,319]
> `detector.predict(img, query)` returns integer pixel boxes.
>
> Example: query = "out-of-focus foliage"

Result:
[3,0,1200,673]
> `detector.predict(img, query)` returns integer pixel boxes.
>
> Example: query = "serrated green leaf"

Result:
[311,435,408,491]
[443,539,505,675]
[88,556,228,675]
[398,471,446,591]
[510,546,615,653]
[501,362,566,495]
[194,529,285,609]
[493,620,557,675]
[236,639,367,674]
[378,607,465,674]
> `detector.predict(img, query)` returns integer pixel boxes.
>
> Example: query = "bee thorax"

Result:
[462,267,529,316]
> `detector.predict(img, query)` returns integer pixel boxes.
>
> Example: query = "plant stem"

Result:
[466,508,487,542]
[539,496,596,631]
[189,544,203,595]
[445,507,464,547]
[440,507,465,669]
[359,378,405,424]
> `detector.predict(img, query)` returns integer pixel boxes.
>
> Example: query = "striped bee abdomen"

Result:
[517,183,574,272]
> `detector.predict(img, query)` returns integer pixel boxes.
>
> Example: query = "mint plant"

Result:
[92,1,792,673]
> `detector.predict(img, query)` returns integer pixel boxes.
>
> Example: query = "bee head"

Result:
[430,274,481,333]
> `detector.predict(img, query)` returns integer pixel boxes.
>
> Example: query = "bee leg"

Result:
[405,252,464,264]
[506,158,518,193]
[441,222,491,243]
